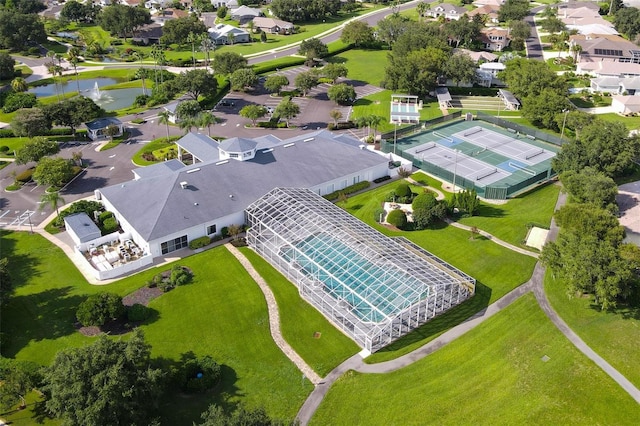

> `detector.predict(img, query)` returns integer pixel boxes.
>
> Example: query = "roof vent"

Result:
[283,143,295,148]
[216,160,229,166]
[229,194,234,198]
[303,137,314,142]
[262,148,274,153]
[186,168,201,174]
[180,181,188,189]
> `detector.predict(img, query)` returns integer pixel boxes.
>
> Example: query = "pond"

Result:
[29,78,145,111]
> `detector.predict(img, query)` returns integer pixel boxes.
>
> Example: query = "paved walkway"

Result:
[225,243,322,385]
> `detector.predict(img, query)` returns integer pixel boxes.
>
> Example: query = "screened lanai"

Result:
[245,187,476,353]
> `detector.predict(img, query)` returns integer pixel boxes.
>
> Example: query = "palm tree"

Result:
[198,111,216,137]
[68,47,82,95]
[329,109,342,126]
[40,191,66,219]
[55,54,66,98]
[72,150,83,167]
[570,43,582,62]
[46,52,60,103]
[187,32,198,68]
[104,124,121,142]
[200,36,215,71]
[158,111,171,141]
[368,115,384,141]
[133,51,147,96]
[10,77,28,93]
[179,117,196,134]
[355,116,370,139]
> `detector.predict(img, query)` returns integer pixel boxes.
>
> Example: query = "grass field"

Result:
[311,294,640,425]
[457,183,560,248]
[1,232,311,423]
[327,49,388,87]
[238,248,360,376]
[544,271,640,389]
[340,180,537,362]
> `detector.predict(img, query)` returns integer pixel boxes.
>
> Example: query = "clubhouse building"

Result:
[95,130,394,261]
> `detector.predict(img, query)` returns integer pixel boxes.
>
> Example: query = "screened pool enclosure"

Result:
[245,188,476,353]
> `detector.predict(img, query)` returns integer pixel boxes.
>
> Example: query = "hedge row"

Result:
[373,175,391,184]
[324,181,370,201]
[188,236,211,250]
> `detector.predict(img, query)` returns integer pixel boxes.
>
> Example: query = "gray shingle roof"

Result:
[133,159,185,179]
[85,117,122,131]
[64,213,101,241]
[176,132,220,162]
[99,131,388,242]
[219,137,257,153]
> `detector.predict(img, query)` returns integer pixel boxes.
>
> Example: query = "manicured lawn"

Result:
[311,294,640,425]
[327,48,388,86]
[132,137,181,166]
[545,271,640,389]
[239,247,360,377]
[457,183,561,248]
[341,181,537,362]
[597,113,640,130]
[1,232,311,423]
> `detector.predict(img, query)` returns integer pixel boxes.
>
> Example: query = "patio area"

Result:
[85,238,145,272]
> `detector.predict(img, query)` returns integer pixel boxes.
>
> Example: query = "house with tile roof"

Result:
[96,130,392,259]
[252,17,294,34]
[208,23,251,44]
[612,95,640,115]
[466,4,500,24]
[570,34,640,63]
[479,27,510,51]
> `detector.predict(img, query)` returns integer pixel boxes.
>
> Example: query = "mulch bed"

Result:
[122,286,163,307]
[76,319,131,337]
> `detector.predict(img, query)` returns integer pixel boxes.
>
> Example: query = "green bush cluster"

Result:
[188,236,211,250]
[55,200,104,227]
[385,183,416,204]
[177,355,221,393]
[324,181,370,201]
[76,292,125,327]
[101,217,118,234]
[386,209,407,230]
[148,265,193,293]
[15,168,34,183]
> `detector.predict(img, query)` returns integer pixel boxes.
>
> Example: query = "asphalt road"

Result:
[525,5,547,61]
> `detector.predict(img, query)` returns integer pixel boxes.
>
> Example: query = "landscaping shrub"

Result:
[0,129,14,138]
[15,168,34,183]
[127,303,151,322]
[158,279,174,293]
[76,292,125,327]
[221,227,229,238]
[189,236,211,250]
[98,210,113,224]
[170,265,192,286]
[134,94,149,107]
[101,217,118,234]
[2,92,37,113]
[0,145,9,152]
[373,175,391,184]
[56,200,104,227]
[395,183,411,198]
[412,192,437,211]
[177,355,221,393]
[374,208,386,223]
[324,181,370,201]
[386,209,407,230]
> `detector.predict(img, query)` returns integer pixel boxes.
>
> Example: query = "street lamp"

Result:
[560,109,569,141]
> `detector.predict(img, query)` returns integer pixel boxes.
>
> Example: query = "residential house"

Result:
[252,17,294,34]
[200,12,217,28]
[590,76,626,93]
[577,60,640,77]
[570,34,640,63]
[85,117,124,141]
[479,27,510,51]
[620,77,640,95]
[95,130,392,260]
[612,95,640,115]
[230,5,262,24]
[208,23,251,44]
[560,6,618,35]
[466,5,500,24]
[132,23,162,45]
[426,3,467,21]
[472,0,504,6]
[453,48,498,63]
[211,0,238,8]
[477,62,506,87]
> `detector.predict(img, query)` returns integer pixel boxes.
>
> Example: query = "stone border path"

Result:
[225,243,322,385]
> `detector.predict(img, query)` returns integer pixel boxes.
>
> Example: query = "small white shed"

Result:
[64,213,102,246]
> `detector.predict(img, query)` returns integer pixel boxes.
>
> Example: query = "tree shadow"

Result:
[62,176,108,195]
[0,231,40,293]
[371,281,491,357]
[155,355,239,425]
[1,287,85,358]
[473,203,506,218]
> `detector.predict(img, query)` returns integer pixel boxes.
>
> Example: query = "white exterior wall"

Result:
[99,193,152,256]
[309,162,389,196]
[146,210,244,257]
